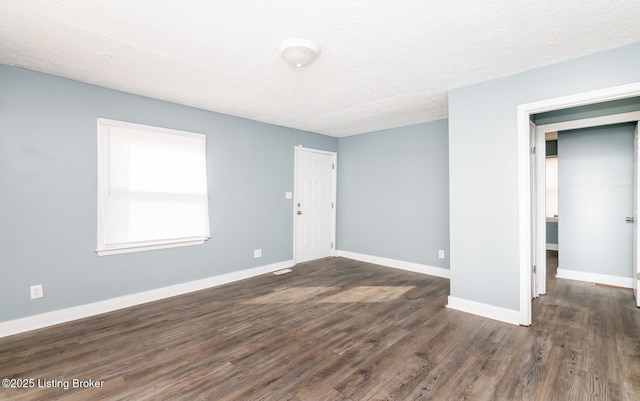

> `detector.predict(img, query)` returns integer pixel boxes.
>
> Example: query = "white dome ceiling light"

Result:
[279,38,320,68]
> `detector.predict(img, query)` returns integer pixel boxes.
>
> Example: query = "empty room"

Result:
[1,1,639,400]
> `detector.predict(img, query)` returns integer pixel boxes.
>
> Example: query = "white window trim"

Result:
[96,118,210,256]
[96,238,209,256]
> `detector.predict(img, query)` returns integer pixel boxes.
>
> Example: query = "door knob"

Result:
[626,216,635,222]
[297,211,302,215]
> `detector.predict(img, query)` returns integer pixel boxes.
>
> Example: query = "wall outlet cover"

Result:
[30,284,43,299]
[254,249,262,258]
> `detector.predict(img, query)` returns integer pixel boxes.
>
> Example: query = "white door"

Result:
[634,122,640,307]
[530,121,538,299]
[535,126,548,296]
[294,147,336,263]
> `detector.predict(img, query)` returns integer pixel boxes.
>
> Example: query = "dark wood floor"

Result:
[1,254,638,400]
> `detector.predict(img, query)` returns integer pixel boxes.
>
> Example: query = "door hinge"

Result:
[332,163,335,170]
[331,242,334,249]
[332,202,334,209]
[532,264,537,273]
[531,146,536,154]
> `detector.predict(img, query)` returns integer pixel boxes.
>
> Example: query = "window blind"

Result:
[97,119,210,255]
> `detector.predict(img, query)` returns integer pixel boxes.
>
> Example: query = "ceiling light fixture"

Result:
[279,38,320,68]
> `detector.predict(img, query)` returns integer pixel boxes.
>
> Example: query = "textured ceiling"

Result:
[1,1,640,137]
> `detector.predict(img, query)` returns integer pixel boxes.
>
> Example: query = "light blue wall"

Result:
[537,98,640,248]
[448,42,640,311]
[0,65,337,322]
[337,120,449,268]
[558,124,634,278]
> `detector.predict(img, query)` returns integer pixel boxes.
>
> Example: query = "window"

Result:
[545,156,558,219]
[97,119,210,256]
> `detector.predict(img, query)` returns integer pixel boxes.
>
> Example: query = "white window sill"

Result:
[97,238,208,256]
[546,217,559,223]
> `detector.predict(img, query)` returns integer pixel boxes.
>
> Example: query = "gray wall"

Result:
[337,120,449,268]
[546,222,558,245]
[546,140,558,156]
[558,124,635,278]
[0,65,337,322]
[448,41,640,311]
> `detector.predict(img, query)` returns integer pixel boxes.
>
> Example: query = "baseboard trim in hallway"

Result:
[556,268,634,289]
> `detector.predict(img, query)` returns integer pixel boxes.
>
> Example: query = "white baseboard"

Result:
[336,250,450,279]
[556,268,633,288]
[546,243,559,251]
[0,260,293,339]
[446,296,520,325]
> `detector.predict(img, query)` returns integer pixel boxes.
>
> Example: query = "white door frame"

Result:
[634,122,640,307]
[517,82,640,326]
[533,111,640,300]
[293,146,338,264]
[529,121,538,299]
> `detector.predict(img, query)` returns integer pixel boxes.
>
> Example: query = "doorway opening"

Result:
[517,83,640,325]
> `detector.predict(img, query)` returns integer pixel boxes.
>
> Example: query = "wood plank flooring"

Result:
[0,254,638,400]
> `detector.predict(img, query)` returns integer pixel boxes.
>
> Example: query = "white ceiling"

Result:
[1,1,640,137]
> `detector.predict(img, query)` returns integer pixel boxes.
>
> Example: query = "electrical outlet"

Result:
[254,249,262,258]
[438,250,445,259]
[30,284,43,299]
